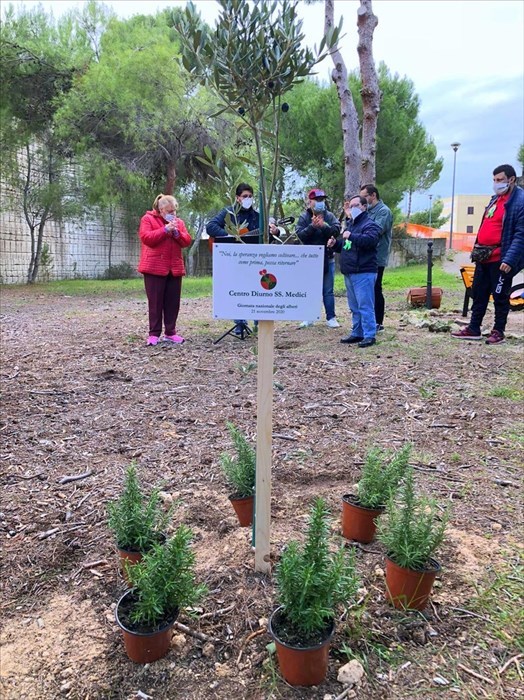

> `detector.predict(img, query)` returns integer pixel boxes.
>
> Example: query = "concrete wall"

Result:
[0,207,141,284]
[388,237,446,268]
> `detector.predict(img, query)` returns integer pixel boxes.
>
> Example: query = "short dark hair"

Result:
[236,183,254,196]
[493,164,516,179]
[360,184,380,199]
[350,195,368,206]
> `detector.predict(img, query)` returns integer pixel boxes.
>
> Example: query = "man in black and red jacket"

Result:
[452,164,524,345]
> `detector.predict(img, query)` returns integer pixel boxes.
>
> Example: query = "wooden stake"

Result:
[255,320,274,573]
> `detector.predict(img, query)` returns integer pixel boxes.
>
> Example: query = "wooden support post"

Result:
[254,320,274,573]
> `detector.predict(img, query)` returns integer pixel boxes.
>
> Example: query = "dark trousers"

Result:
[143,273,182,336]
[470,262,513,334]
[374,266,385,325]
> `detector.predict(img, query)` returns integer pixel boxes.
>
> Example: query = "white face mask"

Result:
[493,181,509,195]
[164,212,175,221]
[241,197,253,209]
[350,207,362,220]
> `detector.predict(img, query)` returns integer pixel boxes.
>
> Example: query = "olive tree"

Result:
[173,0,341,242]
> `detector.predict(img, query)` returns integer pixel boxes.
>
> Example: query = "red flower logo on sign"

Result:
[259,268,277,290]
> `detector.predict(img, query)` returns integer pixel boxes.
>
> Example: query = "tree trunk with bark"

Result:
[325,0,380,197]
[325,0,360,199]
[357,0,380,185]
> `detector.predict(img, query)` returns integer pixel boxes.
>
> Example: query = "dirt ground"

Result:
[1,283,523,700]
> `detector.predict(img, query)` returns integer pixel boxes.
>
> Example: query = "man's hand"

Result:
[312,214,325,228]
[500,262,512,274]
[327,236,336,248]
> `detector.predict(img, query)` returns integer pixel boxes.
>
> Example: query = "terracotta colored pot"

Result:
[268,607,334,687]
[117,547,143,584]
[115,590,178,664]
[341,495,385,544]
[229,495,254,527]
[385,556,441,611]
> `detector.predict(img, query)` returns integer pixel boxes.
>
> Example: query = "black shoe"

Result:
[376,324,384,333]
[358,338,376,348]
[340,335,363,344]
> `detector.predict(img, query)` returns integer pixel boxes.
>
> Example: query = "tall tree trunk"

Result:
[187,215,205,277]
[30,218,47,283]
[165,160,176,195]
[325,0,361,199]
[406,189,413,220]
[357,0,380,185]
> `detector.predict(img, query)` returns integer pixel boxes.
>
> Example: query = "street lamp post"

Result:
[449,142,460,250]
[428,193,433,227]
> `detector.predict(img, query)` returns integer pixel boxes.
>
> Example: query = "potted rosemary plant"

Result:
[376,469,449,610]
[115,524,206,663]
[342,444,411,543]
[219,422,256,526]
[269,498,359,687]
[107,463,171,580]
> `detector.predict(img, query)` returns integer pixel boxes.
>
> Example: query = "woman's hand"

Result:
[164,219,180,236]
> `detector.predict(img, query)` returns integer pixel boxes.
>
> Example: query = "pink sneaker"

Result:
[163,334,185,344]
[147,335,159,346]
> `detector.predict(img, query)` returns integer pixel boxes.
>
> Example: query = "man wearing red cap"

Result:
[296,188,341,328]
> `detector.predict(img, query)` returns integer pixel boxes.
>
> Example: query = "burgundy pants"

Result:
[143,273,182,337]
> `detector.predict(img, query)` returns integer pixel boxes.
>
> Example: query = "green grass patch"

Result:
[4,262,461,299]
[334,263,462,295]
[470,559,524,652]
[6,276,213,298]
[488,386,524,401]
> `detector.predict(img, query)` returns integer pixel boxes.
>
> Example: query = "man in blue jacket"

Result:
[329,195,381,348]
[360,184,393,332]
[451,164,524,345]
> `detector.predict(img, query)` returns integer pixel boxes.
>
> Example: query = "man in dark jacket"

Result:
[329,195,381,348]
[296,188,341,328]
[451,164,524,345]
[360,184,393,332]
[207,183,277,337]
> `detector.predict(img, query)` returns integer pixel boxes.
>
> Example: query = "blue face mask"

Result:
[313,200,326,213]
[350,207,362,220]
[164,213,175,221]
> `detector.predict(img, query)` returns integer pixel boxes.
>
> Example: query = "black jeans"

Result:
[469,262,513,334]
[374,266,385,325]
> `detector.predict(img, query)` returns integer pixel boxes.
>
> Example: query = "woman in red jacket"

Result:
[138,194,192,345]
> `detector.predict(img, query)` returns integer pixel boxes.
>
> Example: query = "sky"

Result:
[13,0,524,211]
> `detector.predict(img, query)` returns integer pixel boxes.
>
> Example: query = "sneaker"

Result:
[340,335,363,344]
[451,326,482,340]
[358,338,376,348]
[299,321,314,328]
[326,318,340,328]
[485,329,505,345]
[163,334,185,344]
[147,335,159,346]
[376,324,384,332]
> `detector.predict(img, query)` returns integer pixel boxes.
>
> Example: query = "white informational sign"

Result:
[212,243,324,321]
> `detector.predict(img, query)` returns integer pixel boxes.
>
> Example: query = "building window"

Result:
[467,206,474,215]
[467,226,474,233]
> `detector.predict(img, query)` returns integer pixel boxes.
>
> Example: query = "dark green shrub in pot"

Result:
[376,469,449,610]
[269,498,359,686]
[342,444,411,543]
[220,422,256,526]
[115,525,207,663]
[107,463,171,578]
